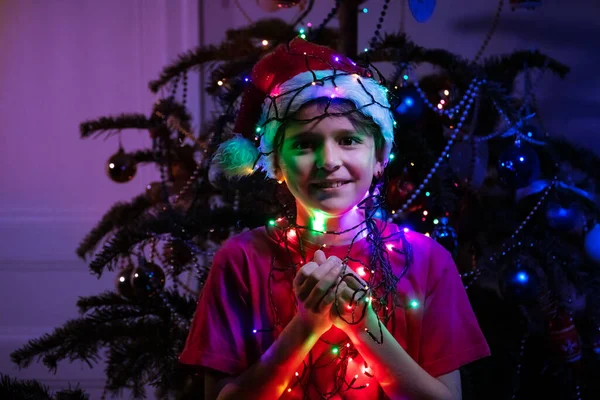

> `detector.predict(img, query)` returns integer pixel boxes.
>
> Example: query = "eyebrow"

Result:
[286,128,363,139]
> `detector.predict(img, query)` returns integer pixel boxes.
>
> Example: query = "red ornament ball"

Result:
[106,148,137,183]
[115,264,136,299]
[130,261,166,297]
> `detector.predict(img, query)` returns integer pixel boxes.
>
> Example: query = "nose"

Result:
[316,140,341,171]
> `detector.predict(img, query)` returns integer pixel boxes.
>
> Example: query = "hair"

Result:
[272,97,386,171]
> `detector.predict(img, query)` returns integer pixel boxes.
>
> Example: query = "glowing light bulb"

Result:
[444,89,450,96]
[262,40,269,46]
[346,343,351,347]
[437,104,443,109]
[268,220,276,226]
[295,372,299,376]
[217,80,223,86]
[335,56,340,62]
[287,388,292,392]
[355,374,359,379]
[433,218,439,224]
[425,232,430,237]
[409,299,420,308]
[252,329,257,333]
[311,211,327,233]
[349,358,353,362]
[108,163,115,169]
[423,211,428,216]
[440,99,446,104]
[288,229,296,238]
[362,7,368,13]
[332,347,339,354]
[403,228,409,233]
[357,267,366,276]
[389,153,395,160]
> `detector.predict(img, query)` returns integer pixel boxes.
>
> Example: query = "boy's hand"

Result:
[329,264,374,332]
[293,250,342,335]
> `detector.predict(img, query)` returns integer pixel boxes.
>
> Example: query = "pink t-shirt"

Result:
[180,221,490,399]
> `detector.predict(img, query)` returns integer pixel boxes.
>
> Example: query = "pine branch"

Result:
[10,290,194,380]
[149,18,340,93]
[131,150,159,164]
[547,137,600,183]
[79,114,151,139]
[76,194,153,260]
[482,50,570,85]
[0,374,53,400]
[369,33,475,85]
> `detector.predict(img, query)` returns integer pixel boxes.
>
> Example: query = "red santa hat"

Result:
[213,37,395,179]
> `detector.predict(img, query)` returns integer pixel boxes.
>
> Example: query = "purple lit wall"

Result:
[0,0,597,398]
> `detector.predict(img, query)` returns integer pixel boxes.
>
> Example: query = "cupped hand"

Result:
[293,250,343,335]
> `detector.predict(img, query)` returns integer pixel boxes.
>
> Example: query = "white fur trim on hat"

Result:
[255,70,394,179]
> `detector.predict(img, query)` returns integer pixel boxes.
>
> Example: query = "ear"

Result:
[273,164,285,183]
[373,159,385,179]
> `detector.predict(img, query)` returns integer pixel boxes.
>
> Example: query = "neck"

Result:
[295,203,367,247]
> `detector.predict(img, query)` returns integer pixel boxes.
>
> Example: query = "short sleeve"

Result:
[179,241,254,375]
[419,244,490,377]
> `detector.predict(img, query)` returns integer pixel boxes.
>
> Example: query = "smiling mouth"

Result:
[311,180,352,189]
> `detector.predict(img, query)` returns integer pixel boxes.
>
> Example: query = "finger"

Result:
[304,262,343,309]
[299,256,342,305]
[313,249,326,264]
[317,286,337,312]
[340,267,367,291]
[293,261,319,290]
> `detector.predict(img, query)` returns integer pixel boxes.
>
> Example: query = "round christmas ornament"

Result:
[393,86,425,126]
[431,217,458,258]
[547,308,582,365]
[145,181,167,204]
[385,173,422,213]
[545,200,584,232]
[257,0,302,12]
[106,147,137,183]
[130,259,166,297]
[497,140,540,189]
[500,260,540,304]
[592,331,600,360]
[115,264,136,299]
[408,0,436,23]
[163,239,193,268]
[584,223,600,263]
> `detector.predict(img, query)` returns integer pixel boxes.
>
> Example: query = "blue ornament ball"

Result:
[584,224,600,263]
[546,201,584,231]
[393,86,425,124]
[497,141,540,189]
[500,263,539,304]
[431,217,458,257]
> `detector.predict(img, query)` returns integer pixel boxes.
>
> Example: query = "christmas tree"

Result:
[6,1,600,399]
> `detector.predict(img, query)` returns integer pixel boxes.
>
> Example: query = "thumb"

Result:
[313,249,326,264]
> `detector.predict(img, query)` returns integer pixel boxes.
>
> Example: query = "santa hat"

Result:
[213,37,395,179]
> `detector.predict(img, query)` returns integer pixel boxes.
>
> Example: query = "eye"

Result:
[291,139,315,150]
[339,136,361,146]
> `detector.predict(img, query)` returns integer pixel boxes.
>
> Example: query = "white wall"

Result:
[0,0,199,397]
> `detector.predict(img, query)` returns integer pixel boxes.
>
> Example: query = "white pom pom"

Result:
[212,135,260,179]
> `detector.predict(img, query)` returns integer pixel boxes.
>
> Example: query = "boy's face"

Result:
[275,104,382,216]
